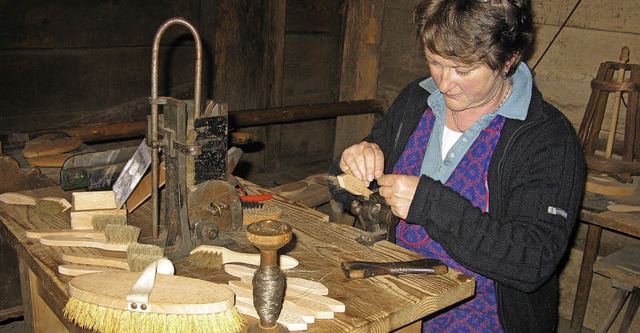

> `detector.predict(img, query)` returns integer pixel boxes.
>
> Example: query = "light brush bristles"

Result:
[91,214,127,232]
[126,243,165,272]
[188,250,224,270]
[64,297,246,333]
[104,225,141,244]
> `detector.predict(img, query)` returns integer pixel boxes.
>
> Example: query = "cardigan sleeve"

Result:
[406,113,585,293]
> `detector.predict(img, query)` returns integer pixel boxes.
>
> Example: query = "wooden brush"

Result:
[188,245,299,270]
[39,225,141,252]
[59,242,165,276]
[26,211,128,241]
[63,258,245,333]
[0,192,71,217]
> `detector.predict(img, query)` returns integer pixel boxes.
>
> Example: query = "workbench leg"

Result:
[18,257,35,333]
[570,224,603,332]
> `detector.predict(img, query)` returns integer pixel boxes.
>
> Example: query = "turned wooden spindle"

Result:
[246,220,293,333]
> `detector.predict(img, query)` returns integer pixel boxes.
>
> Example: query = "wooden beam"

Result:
[262,0,287,173]
[334,0,385,158]
[26,100,383,142]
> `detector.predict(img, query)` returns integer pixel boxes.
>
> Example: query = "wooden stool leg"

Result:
[595,288,630,333]
[619,288,640,333]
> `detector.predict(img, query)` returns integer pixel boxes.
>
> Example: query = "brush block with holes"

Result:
[337,173,373,199]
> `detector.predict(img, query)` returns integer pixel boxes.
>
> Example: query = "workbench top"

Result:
[0,181,475,333]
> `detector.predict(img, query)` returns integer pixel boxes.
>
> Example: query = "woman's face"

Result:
[425,49,505,113]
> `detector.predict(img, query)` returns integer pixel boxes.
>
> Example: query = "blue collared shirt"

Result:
[418,62,533,182]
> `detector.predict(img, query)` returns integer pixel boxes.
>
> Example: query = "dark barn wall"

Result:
[0,1,344,177]
[0,1,205,131]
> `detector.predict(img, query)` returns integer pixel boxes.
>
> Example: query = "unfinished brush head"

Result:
[126,243,165,272]
[242,204,283,225]
[91,214,127,232]
[34,199,69,218]
[104,225,140,244]
[188,250,224,270]
[64,271,245,333]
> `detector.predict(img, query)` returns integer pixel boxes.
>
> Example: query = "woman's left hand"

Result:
[376,174,419,219]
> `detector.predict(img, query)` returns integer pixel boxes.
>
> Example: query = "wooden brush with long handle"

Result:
[188,245,299,270]
[0,192,71,215]
[39,225,140,252]
[58,243,165,276]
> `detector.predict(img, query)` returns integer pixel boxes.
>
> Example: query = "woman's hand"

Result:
[339,142,384,187]
[377,174,419,220]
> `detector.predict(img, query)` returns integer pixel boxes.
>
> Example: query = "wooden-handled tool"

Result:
[341,258,448,279]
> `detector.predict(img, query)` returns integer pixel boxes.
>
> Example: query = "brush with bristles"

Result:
[187,245,299,271]
[58,243,164,276]
[63,258,246,333]
[25,210,127,240]
[38,225,141,251]
[0,192,71,218]
[59,242,165,276]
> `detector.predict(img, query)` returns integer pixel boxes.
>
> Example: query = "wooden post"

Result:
[334,0,385,158]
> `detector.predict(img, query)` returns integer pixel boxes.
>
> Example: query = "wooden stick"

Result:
[605,46,630,158]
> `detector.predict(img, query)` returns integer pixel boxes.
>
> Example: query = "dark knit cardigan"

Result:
[329,78,586,332]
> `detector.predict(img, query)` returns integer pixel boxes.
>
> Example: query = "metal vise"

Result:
[350,192,399,246]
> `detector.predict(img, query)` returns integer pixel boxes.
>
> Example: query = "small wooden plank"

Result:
[126,161,165,213]
[0,192,37,205]
[585,174,637,196]
[22,135,82,159]
[607,204,640,213]
[70,208,127,230]
[235,299,308,331]
[71,191,117,211]
[594,246,640,288]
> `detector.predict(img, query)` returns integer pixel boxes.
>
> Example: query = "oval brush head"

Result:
[65,271,245,333]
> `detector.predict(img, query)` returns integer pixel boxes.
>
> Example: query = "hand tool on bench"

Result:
[341,258,448,279]
[328,173,399,245]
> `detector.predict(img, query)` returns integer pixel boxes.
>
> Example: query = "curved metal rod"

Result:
[150,17,203,240]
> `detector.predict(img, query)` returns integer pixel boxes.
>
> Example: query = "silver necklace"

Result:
[451,79,512,132]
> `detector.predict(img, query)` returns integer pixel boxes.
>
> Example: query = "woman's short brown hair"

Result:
[412,0,534,76]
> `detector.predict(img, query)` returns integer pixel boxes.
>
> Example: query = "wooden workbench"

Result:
[570,191,640,332]
[0,180,475,333]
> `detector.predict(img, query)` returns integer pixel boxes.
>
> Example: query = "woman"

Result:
[329,0,585,332]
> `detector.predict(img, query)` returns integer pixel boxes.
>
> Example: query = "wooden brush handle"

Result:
[607,204,640,213]
[61,253,129,270]
[39,236,129,251]
[58,264,125,276]
[26,229,105,240]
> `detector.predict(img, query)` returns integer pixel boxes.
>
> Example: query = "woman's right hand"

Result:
[338,142,385,187]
